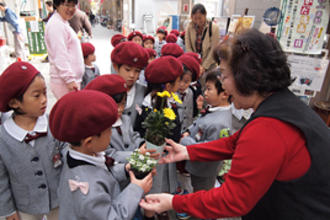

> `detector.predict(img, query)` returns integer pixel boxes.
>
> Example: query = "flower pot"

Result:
[146,140,166,156]
[131,167,150,180]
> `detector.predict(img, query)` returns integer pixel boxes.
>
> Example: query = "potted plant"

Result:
[128,149,157,179]
[142,91,181,155]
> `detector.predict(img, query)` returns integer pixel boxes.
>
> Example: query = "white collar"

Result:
[4,114,48,142]
[68,148,108,171]
[112,118,123,127]
[142,93,152,108]
[85,64,94,69]
[208,105,231,112]
[125,84,136,109]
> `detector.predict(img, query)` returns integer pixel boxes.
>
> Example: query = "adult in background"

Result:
[0,2,25,60]
[69,8,92,39]
[140,29,330,219]
[42,1,54,23]
[45,0,84,99]
[185,3,219,86]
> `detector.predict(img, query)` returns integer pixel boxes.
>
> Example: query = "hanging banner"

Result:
[277,0,329,54]
[288,54,329,97]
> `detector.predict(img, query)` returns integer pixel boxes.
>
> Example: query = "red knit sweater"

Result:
[172,117,311,218]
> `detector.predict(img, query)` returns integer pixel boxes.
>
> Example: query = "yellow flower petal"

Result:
[163,108,176,120]
[171,92,182,104]
[157,91,171,98]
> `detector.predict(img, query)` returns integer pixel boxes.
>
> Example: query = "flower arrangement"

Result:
[128,149,157,179]
[142,91,182,146]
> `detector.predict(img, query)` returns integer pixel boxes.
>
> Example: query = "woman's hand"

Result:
[139,193,174,214]
[159,139,189,164]
[6,212,20,220]
[66,81,78,92]
[139,143,160,160]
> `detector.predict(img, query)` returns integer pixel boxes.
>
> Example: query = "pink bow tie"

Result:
[68,179,89,195]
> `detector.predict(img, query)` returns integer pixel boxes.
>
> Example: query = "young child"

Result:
[165,33,178,43]
[128,30,143,46]
[49,90,153,219]
[134,56,183,219]
[110,34,127,73]
[177,53,201,132]
[143,35,155,49]
[111,41,149,126]
[161,43,184,58]
[154,26,167,57]
[0,62,66,220]
[170,29,180,37]
[81,42,100,89]
[181,70,232,193]
[138,48,157,87]
[85,74,144,163]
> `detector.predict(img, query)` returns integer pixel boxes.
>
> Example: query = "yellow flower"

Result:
[163,108,176,120]
[157,91,171,98]
[165,121,169,125]
[154,109,158,112]
[171,92,182,104]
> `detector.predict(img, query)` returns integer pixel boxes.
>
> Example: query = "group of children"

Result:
[0,26,233,220]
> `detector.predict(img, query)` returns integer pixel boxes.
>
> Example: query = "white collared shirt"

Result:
[208,105,231,112]
[68,148,108,171]
[3,114,48,147]
[112,118,123,127]
[125,84,136,109]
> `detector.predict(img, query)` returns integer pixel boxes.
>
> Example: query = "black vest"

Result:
[240,89,330,220]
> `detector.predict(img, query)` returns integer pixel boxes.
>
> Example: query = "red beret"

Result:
[166,33,177,43]
[170,29,180,37]
[143,35,155,43]
[180,31,185,39]
[178,54,200,81]
[111,41,149,69]
[145,56,183,84]
[156,26,168,36]
[161,43,184,58]
[111,34,127,47]
[127,31,143,41]
[49,90,118,143]
[185,52,202,64]
[81,42,95,58]
[145,48,157,58]
[0,61,40,112]
[84,74,128,97]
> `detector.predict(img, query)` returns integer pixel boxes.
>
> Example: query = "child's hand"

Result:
[6,212,20,220]
[125,163,131,172]
[129,170,153,194]
[196,95,204,111]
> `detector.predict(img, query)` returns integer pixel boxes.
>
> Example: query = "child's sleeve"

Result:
[0,155,16,217]
[110,163,128,183]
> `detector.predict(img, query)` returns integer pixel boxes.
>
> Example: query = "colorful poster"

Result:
[277,0,329,54]
[228,15,255,34]
[288,54,329,97]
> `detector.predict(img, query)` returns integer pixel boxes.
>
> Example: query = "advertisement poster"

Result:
[227,15,255,34]
[288,54,329,97]
[277,0,329,54]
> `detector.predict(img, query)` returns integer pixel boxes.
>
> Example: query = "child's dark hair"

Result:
[205,68,224,94]
[111,92,127,104]
[45,1,53,7]
[0,2,6,7]
[147,80,176,109]
[53,0,78,8]
[69,132,102,147]
[10,74,44,115]
[181,64,196,82]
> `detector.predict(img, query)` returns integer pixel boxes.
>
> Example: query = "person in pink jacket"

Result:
[45,0,84,99]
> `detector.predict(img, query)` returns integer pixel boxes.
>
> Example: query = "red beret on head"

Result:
[185,52,202,64]
[166,33,178,43]
[143,35,155,43]
[145,56,183,84]
[81,42,95,58]
[180,31,186,39]
[156,26,168,36]
[161,43,184,58]
[84,74,128,97]
[127,31,143,41]
[0,61,40,112]
[111,34,127,47]
[49,90,118,143]
[145,48,157,58]
[111,41,149,69]
[178,54,200,82]
[170,29,180,37]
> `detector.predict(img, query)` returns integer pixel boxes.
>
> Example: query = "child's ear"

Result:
[113,63,119,72]
[81,136,93,148]
[221,91,229,99]
[164,82,172,92]
[8,98,20,109]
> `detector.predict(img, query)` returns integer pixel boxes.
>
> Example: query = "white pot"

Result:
[145,140,166,156]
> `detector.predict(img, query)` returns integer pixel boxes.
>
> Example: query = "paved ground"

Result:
[28,24,118,113]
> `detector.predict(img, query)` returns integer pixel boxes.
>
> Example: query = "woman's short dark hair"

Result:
[205,68,224,94]
[53,0,78,8]
[213,28,293,96]
[45,1,53,7]
[191,3,207,15]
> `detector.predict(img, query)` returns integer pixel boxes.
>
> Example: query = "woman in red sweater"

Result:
[139,29,330,219]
